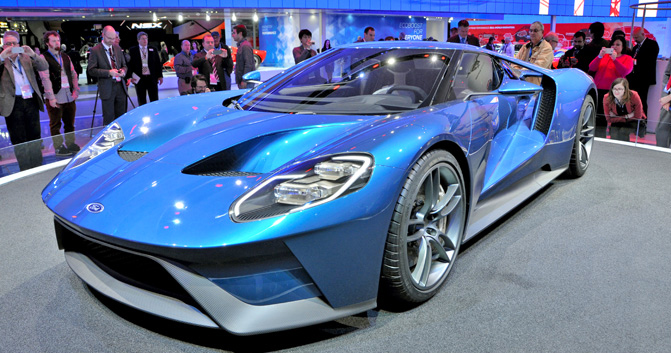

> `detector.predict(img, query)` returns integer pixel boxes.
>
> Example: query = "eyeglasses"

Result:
[612,87,625,91]
[3,42,19,47]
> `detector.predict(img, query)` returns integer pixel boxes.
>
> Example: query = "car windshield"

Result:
[238,48,452,115]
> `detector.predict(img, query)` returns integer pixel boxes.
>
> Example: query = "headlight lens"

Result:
[68,122,125,169]
[231,154,373,222]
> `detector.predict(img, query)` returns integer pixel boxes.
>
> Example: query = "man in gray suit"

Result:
[87,25,128,125]
[0,30,51,171]
[656,61,671,148]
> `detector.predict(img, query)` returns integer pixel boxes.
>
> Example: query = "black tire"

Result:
[253,55,261,69]
[565,95,595,178]
[380,150,467,307]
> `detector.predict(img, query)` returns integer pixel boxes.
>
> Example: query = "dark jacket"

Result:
[627,38,660,86]
[126,45,163,82]
[447,34,480,46]
[557,46,591,73]
[192,49,232,91]
[86,43,128,100]
[293,46,317,64]
[235,39,255,85]
[43,50,75,95]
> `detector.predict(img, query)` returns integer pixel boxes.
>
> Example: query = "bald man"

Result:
[626,27,660,117]
[87,25,128,125]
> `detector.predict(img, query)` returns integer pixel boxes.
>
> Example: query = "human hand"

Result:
[22,46,36,58]
[598,47,607,58]
[218,50,227,58]
[660,95,671,105]
[206,49,214,60]
[158,77,164,85]
[610,52,617,60]
[664,102,670,111]
[49,99,58,108]
[72,91,79,100]
[0,46,14,59]
[110,69,122,77]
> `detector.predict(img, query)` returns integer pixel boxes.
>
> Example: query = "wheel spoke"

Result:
[415,173,434,221]
[438,231,456,251]
[428,237,450,262]
[431,183,458,215]
[406,229,423,242]
[411,237,432,286]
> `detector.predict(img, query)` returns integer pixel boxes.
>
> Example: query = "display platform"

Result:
[1,139,670,352]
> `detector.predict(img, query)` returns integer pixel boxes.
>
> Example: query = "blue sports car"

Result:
[42,42,596,335]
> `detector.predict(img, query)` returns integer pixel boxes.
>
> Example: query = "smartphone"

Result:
[11,47,24,54]
[603,48,614,54]
[213,49,223,55]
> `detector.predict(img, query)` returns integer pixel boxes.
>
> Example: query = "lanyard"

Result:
[10,58,23,75]
[46,50,63,68]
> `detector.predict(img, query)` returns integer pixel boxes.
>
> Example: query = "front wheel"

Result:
[253,55,261,69]
[565,95,595,178]
[380,150,467,307]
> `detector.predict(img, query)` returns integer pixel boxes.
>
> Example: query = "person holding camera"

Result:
[174,40,194,95]
[87,25,128,125]
[293,29,317,65]
[192,33,231,92]
[0,30,50,171]
[557,31,590,73]
[126,31,163,106]
[589,36,633,120]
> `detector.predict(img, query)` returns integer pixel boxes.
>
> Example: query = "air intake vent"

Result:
[533,77,556,135]
[118,150,148,162]
[198,171,259,177]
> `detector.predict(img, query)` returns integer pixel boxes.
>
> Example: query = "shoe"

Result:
[55,146,75,156]
[67,143,81,153]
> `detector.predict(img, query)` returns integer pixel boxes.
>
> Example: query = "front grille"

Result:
[58,221,200,308]
[118,150,148,162]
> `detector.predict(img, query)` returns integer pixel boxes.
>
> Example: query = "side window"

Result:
[450,53,502,100]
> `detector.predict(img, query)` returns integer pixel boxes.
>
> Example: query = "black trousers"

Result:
[46,100,77,148]
[5,96,43,171]
[101,82,128,126]
[136,76,159,106]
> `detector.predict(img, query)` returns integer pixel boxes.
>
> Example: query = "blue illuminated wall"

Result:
[3,0,669,18]
[325,15,427,46]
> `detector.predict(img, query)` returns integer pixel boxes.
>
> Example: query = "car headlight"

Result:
[68,122,125,169]
[231,154,373,222]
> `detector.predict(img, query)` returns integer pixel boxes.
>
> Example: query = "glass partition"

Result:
[0,127,103,178]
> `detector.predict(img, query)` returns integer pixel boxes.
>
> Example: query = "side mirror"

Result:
[242,71,262,88]
[518,69,544,81]
[497,79,544,95]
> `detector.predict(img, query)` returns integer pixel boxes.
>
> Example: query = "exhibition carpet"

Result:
[1,140,670,353]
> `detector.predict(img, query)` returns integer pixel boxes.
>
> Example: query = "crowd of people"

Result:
[1,19,670,173]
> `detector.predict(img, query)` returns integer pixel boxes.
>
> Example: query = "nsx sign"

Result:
[131,22,163,29]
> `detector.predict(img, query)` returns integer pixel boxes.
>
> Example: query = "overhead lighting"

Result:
[232,13,237,21]
[253,13,258,22]
[178,14,183,22]
[206,13,210,21]
[152,12,157,21]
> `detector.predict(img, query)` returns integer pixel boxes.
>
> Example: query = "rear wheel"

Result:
[254,55,261,69]
[380,150,467,306]
[565,95,595,178]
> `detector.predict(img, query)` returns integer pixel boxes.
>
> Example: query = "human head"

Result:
[488,36,494,44]
[102,26,117,46]
[612,29,625,39]
[43,31,61,51]
[298,29,312,47]
[609,77,630,103]
[609,36,626,55]
[588,22,604,40]
[529,21,544,45]
[633,27,646,43]
[544,32,559,49]
[192,41,198,50]
[323,39,331,49]
[137,31,148,47]
[450,27,458,37]
[232,24,247,42]
[457,20,469,39]
[211,31,221,46]
[114,31,120,46]
[504,37,511,44]
[399,32,406,40]
[181,40,190,53]
[385,36,395,41]
[193,74,209,93]
[202,34,214,51]
[573,31,586,49]
[364,27,375,42]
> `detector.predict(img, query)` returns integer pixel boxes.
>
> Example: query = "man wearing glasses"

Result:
[515,21,554,85]
[557,31,590,74]
[0,30,51,171]
[87,25,128,125]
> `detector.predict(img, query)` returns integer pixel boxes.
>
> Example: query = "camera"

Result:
[213,49,223,55]
[603,48,614,54]
[11,47,24,54]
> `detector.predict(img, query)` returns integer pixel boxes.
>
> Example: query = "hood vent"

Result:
[118,150,148,162]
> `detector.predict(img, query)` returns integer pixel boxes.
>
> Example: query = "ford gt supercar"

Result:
[42,42,596,335]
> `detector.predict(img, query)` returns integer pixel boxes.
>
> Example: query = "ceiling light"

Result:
[206,13,210,21]
[178,14,183,22]
[232,13,237,21]
[253,13,258,22]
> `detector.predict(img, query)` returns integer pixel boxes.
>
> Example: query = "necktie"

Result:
[461,37,465,44]
[142,48,149,75]
[666,77,671,92]
[108,47,117,70]
[211,57,219,83]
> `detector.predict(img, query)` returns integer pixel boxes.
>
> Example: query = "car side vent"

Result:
[118,150,148,162]
[533,77,556,135]
[198,171,259,177]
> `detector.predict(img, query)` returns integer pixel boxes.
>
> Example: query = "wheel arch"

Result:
[424,139,472,221]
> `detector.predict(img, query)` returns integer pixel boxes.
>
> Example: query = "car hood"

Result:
[42,91,381,247]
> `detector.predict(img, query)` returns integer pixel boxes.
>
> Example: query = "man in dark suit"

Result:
[67,44,83,76]
[126,31,163,106]
[211,31,233,90]
[0,30,50,171]
[191,33,231,91]
[447,20,480,46]
[87,25,128,125]
[626,27,659,117]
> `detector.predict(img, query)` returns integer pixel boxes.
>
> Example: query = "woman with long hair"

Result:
[602,78,646,141]
[589,36,634,132]
[321,39,332,53]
